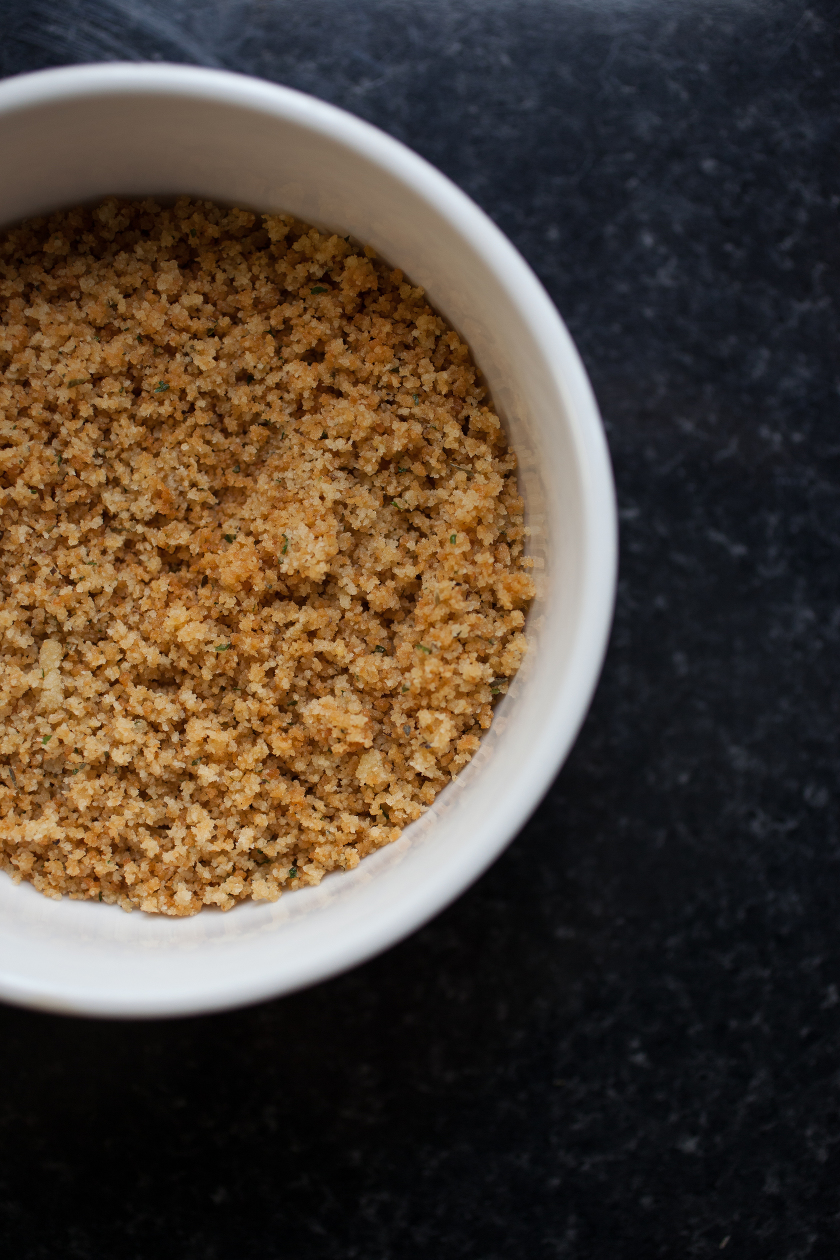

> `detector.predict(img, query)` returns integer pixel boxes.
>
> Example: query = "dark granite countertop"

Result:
[1,2,838,1256]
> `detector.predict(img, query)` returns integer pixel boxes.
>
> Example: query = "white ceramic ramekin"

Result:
[0,63,616,1018]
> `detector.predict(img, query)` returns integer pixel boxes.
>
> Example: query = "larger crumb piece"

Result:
[0,197,534,915]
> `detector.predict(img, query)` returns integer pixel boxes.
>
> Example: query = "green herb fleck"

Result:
[42,735,51,745]
[281,534,289,555]
[136,334,143,342]
[380,806,389,820]
[67,378,86,387]
[416,644,432,654]
[392,499,405,510]
[287,698,298,706]
[320,430,328,439]
[374,645,386,654]
[99,891,103,902]
[192,758,201,765]
[224,534,236,543]
[289,866,299,878]
[310,286,327,295]
[412,394,419,403]
[215,643,231,652]
[491,688,501,695]
[233,465,240,473]
[153,381,169,394]
[401,686,409,694]
[450,534,457,544]
[190,228,197,238]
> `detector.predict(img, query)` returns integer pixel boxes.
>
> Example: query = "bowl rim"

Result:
[0,62,617,1017]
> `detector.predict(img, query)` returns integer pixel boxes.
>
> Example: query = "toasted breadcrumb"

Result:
[0,197,534,915]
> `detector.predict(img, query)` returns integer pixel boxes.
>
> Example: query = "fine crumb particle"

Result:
[0,197,534,916]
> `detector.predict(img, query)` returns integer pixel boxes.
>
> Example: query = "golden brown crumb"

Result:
[0,197,534,915]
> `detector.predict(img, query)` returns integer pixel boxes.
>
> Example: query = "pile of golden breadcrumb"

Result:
[0,197,533,915]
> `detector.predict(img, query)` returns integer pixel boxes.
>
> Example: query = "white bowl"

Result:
[0,63,616,1018]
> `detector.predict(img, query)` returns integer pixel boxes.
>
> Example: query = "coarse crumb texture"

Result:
[0,197,534,915]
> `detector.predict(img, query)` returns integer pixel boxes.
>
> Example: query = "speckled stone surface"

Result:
[1,2,839,1256]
